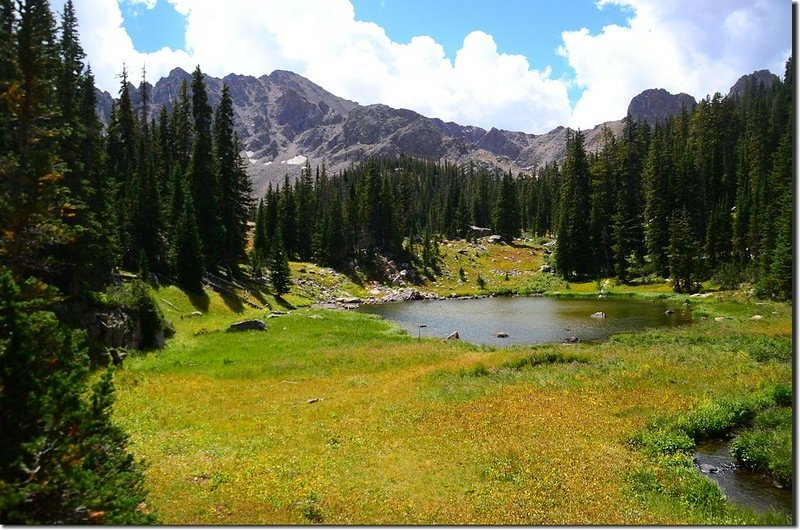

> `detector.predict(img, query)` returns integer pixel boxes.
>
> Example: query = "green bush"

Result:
[106,280,167,350]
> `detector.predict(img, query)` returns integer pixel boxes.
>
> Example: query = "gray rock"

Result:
[226,319,267,332]
[591,311,607,319]
[563,336,580,344]
[698,463,719,474]
[445,331,460,340]
[496,331,509,338]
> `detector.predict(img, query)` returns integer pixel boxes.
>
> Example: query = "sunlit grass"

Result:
[112,250,792,524]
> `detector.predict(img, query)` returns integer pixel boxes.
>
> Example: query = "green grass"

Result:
[110,244,792,525]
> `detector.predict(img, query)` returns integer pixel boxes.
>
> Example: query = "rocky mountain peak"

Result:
[727,69,780,99]
[627,88,696,126]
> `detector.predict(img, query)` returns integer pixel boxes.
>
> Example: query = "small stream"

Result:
[694,440,793,516]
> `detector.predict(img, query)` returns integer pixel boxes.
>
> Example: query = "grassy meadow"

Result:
[112,242,793,524]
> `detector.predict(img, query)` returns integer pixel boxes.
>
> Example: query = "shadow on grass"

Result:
[188,290,210,312]
[221,292,245,313]
[274,295,296,311]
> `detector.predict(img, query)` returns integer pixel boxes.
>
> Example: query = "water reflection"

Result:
[356,296,692,346]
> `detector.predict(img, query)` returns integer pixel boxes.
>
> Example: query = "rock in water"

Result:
[496,331,509,338]
[227,319,267,332]
[445,331,460,340]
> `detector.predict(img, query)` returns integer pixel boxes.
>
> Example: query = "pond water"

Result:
[356,296,692,346]
[694,440,793,516]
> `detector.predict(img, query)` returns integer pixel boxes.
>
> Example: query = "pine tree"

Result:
[187,66,222,267]
[214,83,252,272]
[492,170,519,243]
[170,191,205,293]
[278,175,297,259]
[268,234,291,296]
[554,130,592,279]
[668,208,700,293]
[0,0,74,282]
[0,270,156,524]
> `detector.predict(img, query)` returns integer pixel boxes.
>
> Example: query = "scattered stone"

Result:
[538,264,552,273]
[591,311,607,319]
[563,336,580,344]
[335,297,360,304]
[226,319,267,332]
[750,314,764,320]
[445,331,460,340]
[470,225,492,237]
[664,309,675,315]
[496,331,509,338]
[698,463,719,474]
[487,235,505,244]
[714,316,726,322]
[307,397,324,404]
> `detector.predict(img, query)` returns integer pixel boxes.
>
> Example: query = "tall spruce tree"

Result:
[492,170,519,243]
[554,130,592,279]
[214,83,252,272]
[0,271,155,524]
[187,66,222,267]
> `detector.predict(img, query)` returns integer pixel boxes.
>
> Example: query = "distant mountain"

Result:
[95,66,775,197]
[627,88,696,126]
[727,69,780,99]
[95,68,624,197]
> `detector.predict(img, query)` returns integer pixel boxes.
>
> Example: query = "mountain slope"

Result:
[96,66,775,197]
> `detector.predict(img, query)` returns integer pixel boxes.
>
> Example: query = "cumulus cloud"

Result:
[560,0,791,129]
[55,0,790,134]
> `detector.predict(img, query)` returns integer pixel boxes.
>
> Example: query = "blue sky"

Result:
[120,0,633,106]
[67,0,792,134]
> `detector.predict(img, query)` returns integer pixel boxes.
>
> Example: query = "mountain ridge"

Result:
[95,67,775,197]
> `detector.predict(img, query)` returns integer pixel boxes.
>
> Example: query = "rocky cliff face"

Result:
[627,88,696,126]
[96,67,626,196]
[727,69,779,99]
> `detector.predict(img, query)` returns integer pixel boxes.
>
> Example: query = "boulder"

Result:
[563,336,580,344]
[591,311,607,319]
[496,331,509,338]
[227,319,267,332]
[487,235,504,244]
[469,225,491,237]
[664,309,675,315]
[445,331,460,340]
[697,463,720,474]
[750,314,763,320]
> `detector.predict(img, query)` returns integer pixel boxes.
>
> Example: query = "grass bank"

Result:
[111,273,792,524]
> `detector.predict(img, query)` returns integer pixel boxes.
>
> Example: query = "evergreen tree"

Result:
[0,270,156,524]
[492,170,519,243]
[278,175,297,259]
[214,83,252,272]
[268,234,291,296]
[187,66,222,267]
[170,191,205,293]
[554,130,592,279]
[668,208,700,293]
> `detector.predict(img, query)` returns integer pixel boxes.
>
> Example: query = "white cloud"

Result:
[122,0,157,10]
[55,0,790,134]
[61,0,193,95]
[560,0,791,129]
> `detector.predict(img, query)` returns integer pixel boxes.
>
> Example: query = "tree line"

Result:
[251,58,791,300]
[1,0,253,523]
